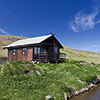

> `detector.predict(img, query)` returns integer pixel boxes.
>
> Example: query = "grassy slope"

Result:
[61,45,100,64]
[0,61,100,100]
[0,35,27,57]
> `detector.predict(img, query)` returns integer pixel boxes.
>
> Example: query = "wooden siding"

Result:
[17,49,22,61]
[8,49,13,61]
[8,48,33,61]
[27,47,33,61]
[13,55,17,61]
[22,53,27,61]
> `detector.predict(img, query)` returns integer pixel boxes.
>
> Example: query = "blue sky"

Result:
[0,0,100,52]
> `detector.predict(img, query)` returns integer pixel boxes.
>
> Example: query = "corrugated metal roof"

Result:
[5,34,52,48]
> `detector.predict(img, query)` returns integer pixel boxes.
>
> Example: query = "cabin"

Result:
[4,34,66,63]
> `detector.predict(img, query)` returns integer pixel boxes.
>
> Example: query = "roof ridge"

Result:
[31,34,51,38]
[14,34,52,42]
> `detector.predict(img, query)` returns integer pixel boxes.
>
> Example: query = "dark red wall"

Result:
[8,49,13,61]
[17,49,22,61]
[8,47,33,61]
[27,47,33,61]
[22,54,27,61]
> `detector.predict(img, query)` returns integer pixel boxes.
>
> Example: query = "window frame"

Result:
[34,47,37,55]
[13,49,17,55]
[22,48,27,55]
[41,48,46,52]
[34,47,40,58]
[54,46,58,53]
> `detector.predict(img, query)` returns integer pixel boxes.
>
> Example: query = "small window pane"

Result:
[54,47,58,53]
[22,51,26,55]
[41,48,44,52]
[13,49,17,55]
[23,48,27,51]
[41,48,46,52]
[34,47,37,54]
[22,48,27,55]
[44,48,46,52]
[38,48,40,54]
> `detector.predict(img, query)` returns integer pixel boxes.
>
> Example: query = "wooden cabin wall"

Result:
[8,47,33,61]
[13,55,17,61]
[17,49,22,61]
[27,47,33,61]
[8,49,13,61]
[21,53,27,61]
[45,37,54,53]
[47,39,59,53]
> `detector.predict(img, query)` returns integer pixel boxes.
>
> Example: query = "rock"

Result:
[97,75,100,80]
[74,87,89,95]
[76,77,86,84]
[88,83,94,89]
[45,95,53,100]
[34,66,42,73]
[34,66,42,75]
[31,61,37,64]
[63,92,67,100]
[35,70,41,75]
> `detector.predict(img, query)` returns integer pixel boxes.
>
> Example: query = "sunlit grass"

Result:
[61,46,100,64]
[0,60,100,100]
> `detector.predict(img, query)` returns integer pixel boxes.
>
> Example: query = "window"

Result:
[22,48,27,55]
[41,48,46,52]
[40,48,43,55]
[54,47,58,53]
[40,48,46,55]
[34,47,37,54]
[44,48,46,52]
[34,47,40,55]
[38,48,40,54]
[13,49,17,55]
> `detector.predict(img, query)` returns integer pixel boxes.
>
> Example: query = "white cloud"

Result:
[0,28,11,35]
[70,11,100,32]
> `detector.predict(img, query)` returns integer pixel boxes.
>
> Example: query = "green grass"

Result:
[61,45,100,64]
[0,60,100,100]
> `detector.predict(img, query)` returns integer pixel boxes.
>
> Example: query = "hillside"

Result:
[60,45,100,64]
[0,34,100,63]
[0,35,27,57]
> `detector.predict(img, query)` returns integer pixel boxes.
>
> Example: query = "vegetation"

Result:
[61,45,100,64]
[0,60,100,100]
